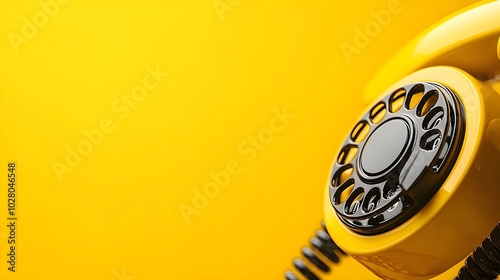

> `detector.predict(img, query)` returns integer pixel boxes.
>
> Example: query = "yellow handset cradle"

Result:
[287,1,500,279]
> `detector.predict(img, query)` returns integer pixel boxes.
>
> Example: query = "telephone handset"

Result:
[286,1,500,279]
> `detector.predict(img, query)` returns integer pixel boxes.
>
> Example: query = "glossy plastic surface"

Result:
[363,0,500,102]
[330,82,466,236]
[325,66,500,279]
[325,2,500,278]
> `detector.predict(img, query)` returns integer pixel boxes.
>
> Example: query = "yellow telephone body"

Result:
[324,1,500,279]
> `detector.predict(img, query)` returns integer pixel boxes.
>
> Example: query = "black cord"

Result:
[454,222,500,280]
[284,221,346,280]
[286,221,500,279]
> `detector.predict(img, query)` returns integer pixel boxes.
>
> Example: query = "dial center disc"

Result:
[360,118,410,176]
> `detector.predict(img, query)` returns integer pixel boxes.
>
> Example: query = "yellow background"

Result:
[0,0,481,279]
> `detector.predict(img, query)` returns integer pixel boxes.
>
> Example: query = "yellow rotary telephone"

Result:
[286,1,500,279]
